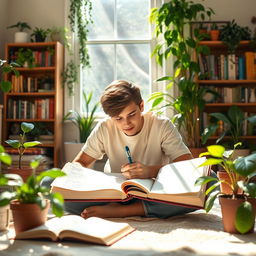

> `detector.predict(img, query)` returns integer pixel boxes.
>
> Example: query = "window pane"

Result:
[88,0,115,40]
[81,44,115,109]
[117,0,150,39]
[116,44,150,104]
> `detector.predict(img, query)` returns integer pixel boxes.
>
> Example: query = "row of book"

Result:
[9,49,54,67]
[201,112,256,136]
[203,86,256,103]
[10,75,54,93]
[198,52,256,80]
[7,98,54,120]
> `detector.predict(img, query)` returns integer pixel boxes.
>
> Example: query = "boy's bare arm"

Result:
[73,151,96,168]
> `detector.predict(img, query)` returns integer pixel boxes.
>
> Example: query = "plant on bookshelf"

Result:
[195,143,256,234]
[31,27,51,42]
[149,0,214,152]
[6,21,31,43]
[201,105,256,149]
[0,149,65,234]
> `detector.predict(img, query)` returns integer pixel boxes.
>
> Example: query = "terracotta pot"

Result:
[10,199,50,234]
[219,196,256,234]
[210,30,220,41]
[217,171,244,194]
[7,167,33,182]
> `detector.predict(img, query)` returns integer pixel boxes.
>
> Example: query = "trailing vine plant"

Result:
[63,60,78,96]
[68,0,93,68]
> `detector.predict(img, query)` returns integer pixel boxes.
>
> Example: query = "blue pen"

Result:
[125,146,133,164]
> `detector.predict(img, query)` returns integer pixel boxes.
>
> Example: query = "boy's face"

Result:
[112,101,144,136]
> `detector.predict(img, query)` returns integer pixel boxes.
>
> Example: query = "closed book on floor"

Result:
[51,158,210,209]
[15,215,135,246]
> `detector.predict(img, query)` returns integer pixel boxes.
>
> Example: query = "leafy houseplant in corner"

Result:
[63,90,99,162]
[195,143,256,234]
[0,155,65,234]
[31,27,50,42]
[5,122,42,182]
[149,0,214,155]
[7,21,31,43]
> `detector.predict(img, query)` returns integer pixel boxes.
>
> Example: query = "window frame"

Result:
[64,0,169,116]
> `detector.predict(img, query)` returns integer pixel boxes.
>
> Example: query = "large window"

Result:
[79,0,155,113]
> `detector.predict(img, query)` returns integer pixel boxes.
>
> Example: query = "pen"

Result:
[125,146,133,164]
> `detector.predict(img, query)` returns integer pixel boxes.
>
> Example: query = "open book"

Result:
[51,157,210,208]
[15,215,135,246]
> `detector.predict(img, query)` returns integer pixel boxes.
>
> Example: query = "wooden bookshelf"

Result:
[3,42,64,168]
[198,40,256,145]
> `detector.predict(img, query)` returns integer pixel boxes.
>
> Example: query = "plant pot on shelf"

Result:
[219,196,256,234]
[14,32,29,43]
[7,167,33,182]
[0,205,11,231]
[10,199,50,234]
[210,30,220,41]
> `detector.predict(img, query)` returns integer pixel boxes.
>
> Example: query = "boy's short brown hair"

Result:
[100,80,143,117]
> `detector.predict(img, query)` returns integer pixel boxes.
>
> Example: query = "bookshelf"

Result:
[198,40,256,146]
[3,42,64,168]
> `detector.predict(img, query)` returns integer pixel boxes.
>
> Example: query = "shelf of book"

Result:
[198,40,256,146]
[3,42,64,168]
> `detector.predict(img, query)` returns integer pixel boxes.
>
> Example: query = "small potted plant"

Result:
[5,122,42,181]
[7,21,31,43]
[0,154,65,234]
[0,59,19,92]
[16,48,35,68]
[195,143,256,234]
[31,27,50,42]
[63,90,99,162]
[210,23,220,41]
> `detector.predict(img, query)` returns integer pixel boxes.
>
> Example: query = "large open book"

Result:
[15,215,135,246]
[51,158,211,208]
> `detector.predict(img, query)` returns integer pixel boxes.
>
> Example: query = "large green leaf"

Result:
[234,153,256,177]
[238,181,256,197]
[235,201,254,234]
[5,139,20,148]
[207,145,225,158]
[21,122,34,133]
[23,141,42,148]
[0,152,12,165]
[205,190,219,212]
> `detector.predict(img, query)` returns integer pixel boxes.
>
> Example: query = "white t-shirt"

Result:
[82,112,190,173]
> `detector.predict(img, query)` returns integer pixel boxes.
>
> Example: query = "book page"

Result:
[150,157,208,195]
[51,162,126,192]
[121,178,154,194]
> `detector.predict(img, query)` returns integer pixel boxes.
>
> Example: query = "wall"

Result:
[0,0,9,59]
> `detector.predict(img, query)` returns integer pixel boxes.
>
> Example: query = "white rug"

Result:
[0,203,256,256]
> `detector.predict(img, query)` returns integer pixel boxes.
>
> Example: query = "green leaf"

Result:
[23,141,42,148]
[205,190,219,212]
[0,191,17,206]
[21,122,34,133]
[235,201,254,234]
[0,152,12,165]
[50,193,64,217]
[207,145,225,158]
[5,139,20,148]
[0,81,12,92]
[195,176,218,186]
[198,158,223,167]
[0,145,4,153]
[238,181,256,197]
[234,153,256,177]
[37,169,66,183]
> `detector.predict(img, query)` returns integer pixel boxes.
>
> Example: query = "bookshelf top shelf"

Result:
[199,40,251,47]
[6,41,61,48]
[198,80,256,85]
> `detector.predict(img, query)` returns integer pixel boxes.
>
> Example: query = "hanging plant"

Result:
[63,60,78,96]
[68,0,93,68]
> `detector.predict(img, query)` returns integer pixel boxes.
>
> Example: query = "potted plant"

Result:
[16,48,35,68]
[63,90,99,162]
[149,0,214,156]
[7,21,31,43]
[0,59,19,92]
[31,27,50,42]
[201,105,256,152]
[195,143,256,234]
[5,122,42,182]
[0,154,65,234]
[220,20,251,54]
[210,23,220,41]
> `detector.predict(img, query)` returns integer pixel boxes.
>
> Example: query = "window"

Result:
[68,0,163,114]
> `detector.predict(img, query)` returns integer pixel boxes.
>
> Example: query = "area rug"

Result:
[0,203,256,256]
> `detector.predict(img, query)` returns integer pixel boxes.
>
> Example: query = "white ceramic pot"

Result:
[0,205,11,231]
[14,32,28,43]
